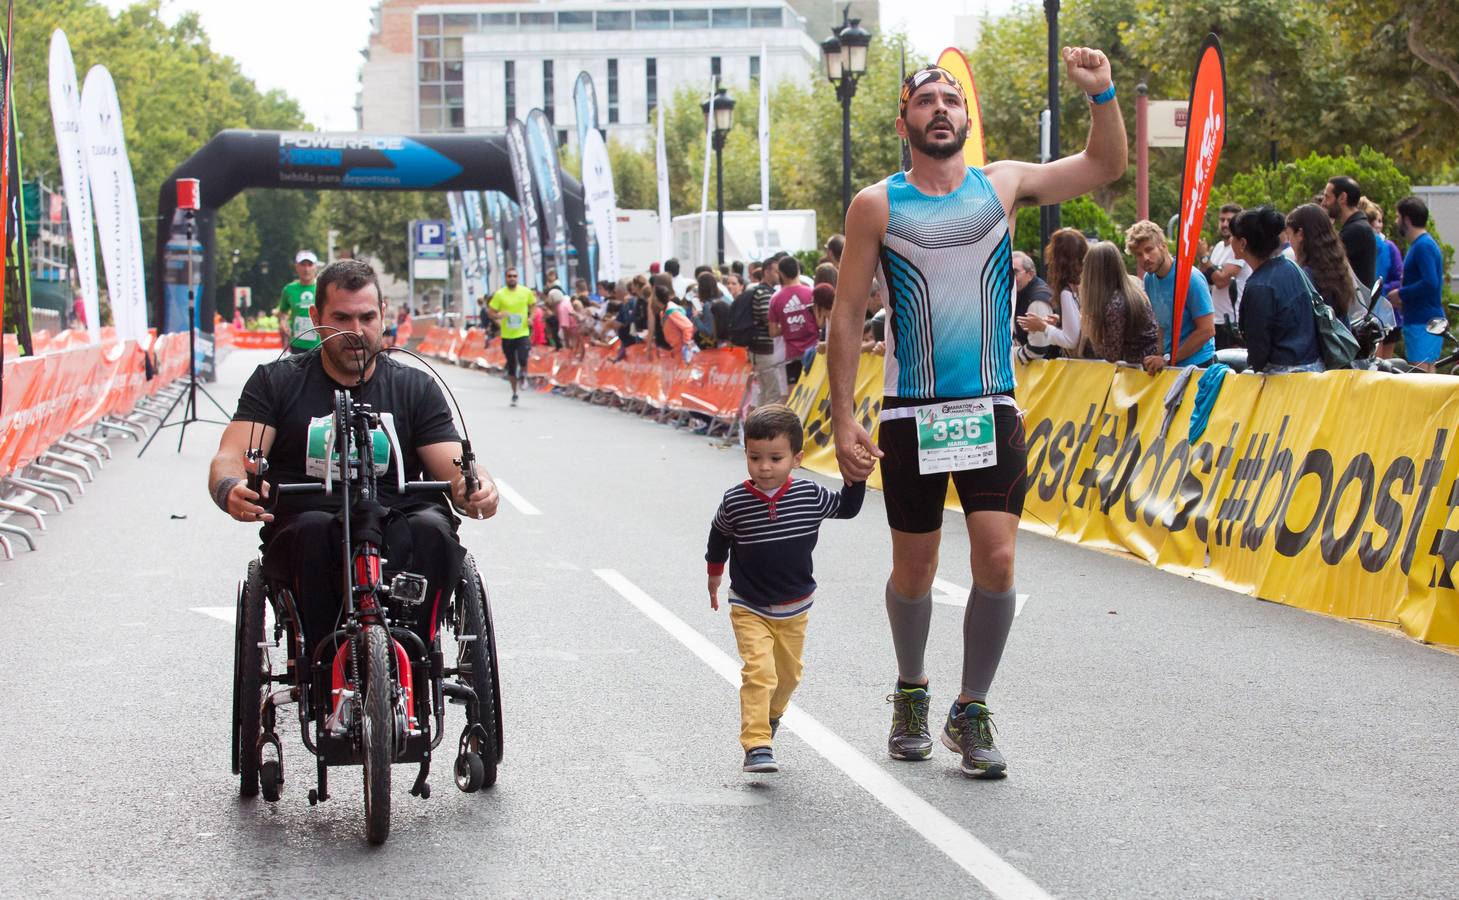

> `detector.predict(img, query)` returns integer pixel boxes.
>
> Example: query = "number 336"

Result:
[932,417,982,442]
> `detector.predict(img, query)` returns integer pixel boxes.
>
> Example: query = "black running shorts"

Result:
[502,336,531,379]
[876,398,1027,533]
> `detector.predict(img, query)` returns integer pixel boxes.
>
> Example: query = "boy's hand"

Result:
[708,574,721,610]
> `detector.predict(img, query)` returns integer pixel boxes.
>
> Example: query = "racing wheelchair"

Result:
[230,386,503,845]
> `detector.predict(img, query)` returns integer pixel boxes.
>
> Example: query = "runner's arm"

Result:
[984,47,1126,211]
[829,185,888,482]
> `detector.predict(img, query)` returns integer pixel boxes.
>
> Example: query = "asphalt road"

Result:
[2,348,1458,899]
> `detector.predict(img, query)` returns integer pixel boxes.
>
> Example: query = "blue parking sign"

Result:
[415,220,448,257]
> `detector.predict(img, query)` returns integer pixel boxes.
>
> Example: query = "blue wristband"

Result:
[1088,84,1116,105]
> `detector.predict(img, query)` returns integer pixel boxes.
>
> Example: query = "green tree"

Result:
[317,190,448,282]
[1328,0,1459,176]
[8,0,322,329]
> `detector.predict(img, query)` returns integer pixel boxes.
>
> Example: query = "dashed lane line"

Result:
[593,568,1053,900]
[932,578,1030,616]
[493,478,542,516]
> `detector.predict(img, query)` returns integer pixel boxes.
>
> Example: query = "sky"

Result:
[106,1,1018,132]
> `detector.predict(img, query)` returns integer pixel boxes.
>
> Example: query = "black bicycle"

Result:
[230,380,503,845]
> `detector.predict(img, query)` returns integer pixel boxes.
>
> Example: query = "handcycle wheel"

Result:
[457,555,501,781]
[361,623,394,845]
[232,561,267,798]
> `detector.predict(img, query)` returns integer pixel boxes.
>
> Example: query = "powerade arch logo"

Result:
[277,133,462,188]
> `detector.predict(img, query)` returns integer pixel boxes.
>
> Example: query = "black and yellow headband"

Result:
[899,66,966,115]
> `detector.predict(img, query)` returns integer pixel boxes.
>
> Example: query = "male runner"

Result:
[487,266,534,406]
[828,48,1126,779]
[277,250,321,353]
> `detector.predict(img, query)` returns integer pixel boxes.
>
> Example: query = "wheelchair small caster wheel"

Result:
[259,761,282,803]
[455,752,485,793]
[307,789,319,807]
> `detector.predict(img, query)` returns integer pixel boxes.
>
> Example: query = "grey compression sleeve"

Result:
[885,580,933,684]
[961,585,1016,702]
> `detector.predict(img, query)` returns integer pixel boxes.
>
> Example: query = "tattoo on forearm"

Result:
[212,476,242,513]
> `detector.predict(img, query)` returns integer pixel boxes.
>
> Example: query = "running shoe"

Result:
[743,746,778,773]
[770,716,780,739]
[941,701,1007,779]
[886,685,933,760]
[510,393,519,407]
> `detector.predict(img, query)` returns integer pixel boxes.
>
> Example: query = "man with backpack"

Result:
[728,263,785,405]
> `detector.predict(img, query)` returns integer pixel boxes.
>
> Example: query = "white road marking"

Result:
[493,478,542,516]
[191,606,234,623]
[932,578,1030,616]
[593,568,1052,900]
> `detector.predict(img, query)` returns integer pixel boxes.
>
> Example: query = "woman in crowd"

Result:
[693,271,726,349]
[1076,242,1161,364]
[1233,206,1323,374]
[652,283,696,362]
[1285,203,1356,321]
[1018,227,1087,353]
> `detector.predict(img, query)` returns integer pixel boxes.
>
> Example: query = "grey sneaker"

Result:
[770,717,781,739]
[886,686,933,760]
[510,393,519,407]
[743,746,778,773]
[941,701,1007,779]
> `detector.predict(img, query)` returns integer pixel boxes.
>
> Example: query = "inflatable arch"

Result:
[153,129,588,377]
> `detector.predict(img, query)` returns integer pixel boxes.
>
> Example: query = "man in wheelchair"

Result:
[207,259,499,654]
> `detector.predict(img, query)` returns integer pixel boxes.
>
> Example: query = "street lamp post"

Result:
[701,85,736,266]
[821,7,871,218]
[1040,0,1062,257]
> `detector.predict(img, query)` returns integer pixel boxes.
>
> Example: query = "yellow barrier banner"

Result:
[798,353,1459,647]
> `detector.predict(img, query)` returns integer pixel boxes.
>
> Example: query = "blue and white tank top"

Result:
[878,167,1015,399]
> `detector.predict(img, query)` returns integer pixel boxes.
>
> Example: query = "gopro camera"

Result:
[389,573,429,607]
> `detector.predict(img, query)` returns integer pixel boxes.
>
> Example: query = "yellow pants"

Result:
[730,605,808,751]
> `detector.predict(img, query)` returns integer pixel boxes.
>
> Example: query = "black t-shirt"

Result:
[233,350,460,526]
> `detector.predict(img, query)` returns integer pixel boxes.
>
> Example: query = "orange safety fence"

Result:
[0,329,190,479]
[447,332,754,422]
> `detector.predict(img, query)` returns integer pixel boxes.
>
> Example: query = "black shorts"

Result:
[876,399,1027,533]
[502,336,531,379]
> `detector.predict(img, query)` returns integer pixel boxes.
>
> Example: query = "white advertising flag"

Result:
[48,31,100,343]
[655,104,672,263]
[582,129,619,280]
[80,65,148,344]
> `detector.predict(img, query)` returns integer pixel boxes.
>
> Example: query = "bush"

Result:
[1014,196,1122,264]
[1213,147,1412,232]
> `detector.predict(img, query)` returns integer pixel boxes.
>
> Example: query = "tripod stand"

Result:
[138,208,230,456]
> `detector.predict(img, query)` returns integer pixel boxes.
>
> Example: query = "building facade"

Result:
[359,0,874,149]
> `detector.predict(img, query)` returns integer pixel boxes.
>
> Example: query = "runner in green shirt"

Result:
[277,250,321,352]
[486,266,535,405]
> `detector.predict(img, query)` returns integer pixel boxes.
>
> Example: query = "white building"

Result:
[360,1,828,150]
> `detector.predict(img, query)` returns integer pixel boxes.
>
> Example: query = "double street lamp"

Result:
[701,83,736,266]
[820,8,872,218]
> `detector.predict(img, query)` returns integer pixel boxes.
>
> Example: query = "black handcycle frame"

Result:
[230,384,503,844]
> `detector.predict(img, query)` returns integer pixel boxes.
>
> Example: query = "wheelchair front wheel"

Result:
[232,561,267,798]
[361,623,394,845]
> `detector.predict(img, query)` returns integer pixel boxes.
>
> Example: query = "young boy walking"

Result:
[706,404,866,772]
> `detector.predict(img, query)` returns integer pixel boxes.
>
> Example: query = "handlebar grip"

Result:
[404,481,453,494]
[275,483,328,496]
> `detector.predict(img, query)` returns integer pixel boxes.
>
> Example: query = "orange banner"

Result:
[934,47,987,168]
[1172,35,1226,347]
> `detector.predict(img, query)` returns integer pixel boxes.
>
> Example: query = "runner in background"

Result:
[487,265,535,406]
[277,250,320,354]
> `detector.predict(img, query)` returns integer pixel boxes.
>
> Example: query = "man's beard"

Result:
[906,116,969,160]
[324,331,381,378]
